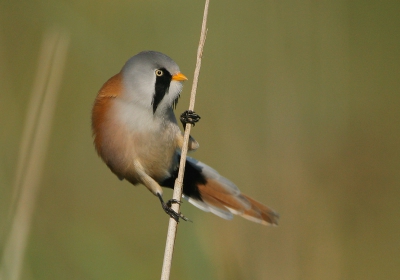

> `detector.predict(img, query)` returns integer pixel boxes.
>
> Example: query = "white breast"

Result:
[106,98,181,182]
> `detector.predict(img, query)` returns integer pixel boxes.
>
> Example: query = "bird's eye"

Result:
[155,69,163,76]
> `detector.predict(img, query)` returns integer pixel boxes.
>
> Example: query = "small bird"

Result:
[92,51,279,225]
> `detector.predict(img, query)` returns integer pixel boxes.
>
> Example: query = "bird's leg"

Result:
[180,110,201,129]
[157,193,190,222]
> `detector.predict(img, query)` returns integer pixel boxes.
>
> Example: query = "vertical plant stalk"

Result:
[160,1,210,279]
[0,29,69,280]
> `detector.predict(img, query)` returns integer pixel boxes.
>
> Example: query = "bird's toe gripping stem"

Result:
[180,110,201,127]
[157,194,190,222]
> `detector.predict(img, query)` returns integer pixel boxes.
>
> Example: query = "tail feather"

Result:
[198,180,250,212]
[195,193,234,220]
[183,194,234,220]
[241,194,279,225]
[181,157,279,226]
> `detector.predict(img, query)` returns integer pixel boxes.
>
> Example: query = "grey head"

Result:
[121,51,185,114]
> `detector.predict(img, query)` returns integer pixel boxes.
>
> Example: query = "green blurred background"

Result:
[1,0,400,279]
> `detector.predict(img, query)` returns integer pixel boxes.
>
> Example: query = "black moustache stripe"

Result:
[152,68,172,113]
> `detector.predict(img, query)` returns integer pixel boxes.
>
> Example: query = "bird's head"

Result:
[121,51,187,114]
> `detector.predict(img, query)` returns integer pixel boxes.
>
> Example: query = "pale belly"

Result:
[98,119,180,184]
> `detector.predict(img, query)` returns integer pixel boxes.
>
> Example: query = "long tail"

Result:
[162,157,279,226]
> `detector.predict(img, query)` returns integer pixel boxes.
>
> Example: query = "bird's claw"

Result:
[180,110,201,127]
[166,198,182,208]
[158,194,190,222]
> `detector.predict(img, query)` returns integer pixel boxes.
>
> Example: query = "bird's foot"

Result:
[180,110,201,127]
[157,194,190,222]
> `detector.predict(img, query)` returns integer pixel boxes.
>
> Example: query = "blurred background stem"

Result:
[0,29,69,280]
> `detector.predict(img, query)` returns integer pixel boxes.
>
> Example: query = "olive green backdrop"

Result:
[1,0,399,279]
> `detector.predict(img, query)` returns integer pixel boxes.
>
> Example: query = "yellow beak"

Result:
[171,72,188,81]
